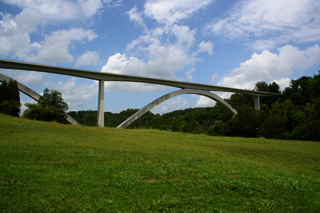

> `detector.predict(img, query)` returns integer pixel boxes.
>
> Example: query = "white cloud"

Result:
[127,6,145,27]
[102,53,145,75]
[109,1,215,93]
[144,0,213,26]
[0,11,38,57]
[210,73,218,84]
[103,30,197,79]
[76,51,100,67]
[197,41,214,55]
[77,0,103,17]
[103,0,122,7]
[280,45,320,70]
[101,26,199,93]
[186,68,195,82]
[274,78,291,91]
[145,38,197,77]
[104,82,164,94]
[2,0,81,21]
[195,43,318,113]
[126,25,198,78]
[1,70,43,85]
[206,0,320,47]
[248,40,277,51]
[171,24,196,48]
[196,96,215,108]
[0,1,98,64]
[20,28,97,64]
[151,96,189,114]
[101,53,165,93]
[218,44,320,90]
[16,72,44,85]
[44,78,98,110]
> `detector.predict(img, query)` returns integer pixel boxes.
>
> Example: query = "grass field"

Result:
[0,113,319,212]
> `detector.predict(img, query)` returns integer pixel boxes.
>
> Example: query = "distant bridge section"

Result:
[0,59,279,127]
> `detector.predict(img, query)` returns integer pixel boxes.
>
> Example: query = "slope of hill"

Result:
[0,114,319,212]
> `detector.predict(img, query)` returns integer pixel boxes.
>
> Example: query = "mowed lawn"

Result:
[0,114,319,212]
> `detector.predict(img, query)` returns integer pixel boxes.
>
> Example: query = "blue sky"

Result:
[1,0,320,114]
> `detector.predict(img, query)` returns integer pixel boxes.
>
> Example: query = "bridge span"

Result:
[0,59,278,127]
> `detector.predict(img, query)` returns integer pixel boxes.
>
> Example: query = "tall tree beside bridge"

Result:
[0,79,20,117]
[23,88,68,124]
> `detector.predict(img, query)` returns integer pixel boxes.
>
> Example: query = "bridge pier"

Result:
[97,80,104,127]
[254,96,260,110]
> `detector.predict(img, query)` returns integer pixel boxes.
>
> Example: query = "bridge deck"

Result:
[0,59,279,97]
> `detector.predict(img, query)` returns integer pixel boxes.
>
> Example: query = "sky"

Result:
[1,0,320,115]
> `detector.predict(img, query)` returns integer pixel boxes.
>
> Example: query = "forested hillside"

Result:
[69,72,320,141]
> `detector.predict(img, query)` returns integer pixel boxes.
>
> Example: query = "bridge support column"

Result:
[97,80,104,127]
[254,96,260,110]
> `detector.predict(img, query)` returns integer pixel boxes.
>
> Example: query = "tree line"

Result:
[1,72,319,141]
[69,71,320,141]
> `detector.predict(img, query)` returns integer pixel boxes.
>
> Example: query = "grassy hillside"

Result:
[0,114,319,212]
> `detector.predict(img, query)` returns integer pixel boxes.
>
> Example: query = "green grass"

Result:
[0,113,319,212]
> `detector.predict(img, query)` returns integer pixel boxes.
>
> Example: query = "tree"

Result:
[179,119,204,134]
[258,114,286,139]
[207,120,224,136]
[82,110,97,126]
[39,88,68,112]
[223,106,259,137]
[23,88,68,123]
[255,81,281,106]
[268,82,281,94]
[283,76,312,106]
[255,81,269,92]
[226,93,253,109]
[310,71,320,100]
[0,80,21,116]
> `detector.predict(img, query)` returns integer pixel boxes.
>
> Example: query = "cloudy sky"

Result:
[1,0,320,114]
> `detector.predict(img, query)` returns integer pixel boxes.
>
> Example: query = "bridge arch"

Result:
[0,73,81,126]
[117,88,237,128]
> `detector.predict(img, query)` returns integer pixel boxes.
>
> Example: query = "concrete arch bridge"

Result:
[0,60,278,128]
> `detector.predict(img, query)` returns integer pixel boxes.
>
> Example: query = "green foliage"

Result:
[207,120,224,136]
[23,104,67,123]
[179,119,204,134]
[0,80,20,116]
[226,93,253,109]
[39,88,68,112]
[293,120,320,141]
[0,100,21,117]
[258,114,286,139]
[310,71,320,99]
[1,114,320,212]
[283,76,312,106]
[255,81,281,106]
[23,88,68,123]
[224,106,259,138]
[69,110,97,126]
